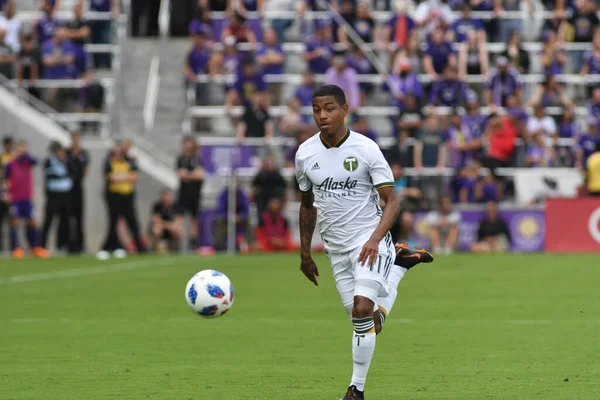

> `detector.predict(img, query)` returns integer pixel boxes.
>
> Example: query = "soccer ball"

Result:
[185,270,234,318]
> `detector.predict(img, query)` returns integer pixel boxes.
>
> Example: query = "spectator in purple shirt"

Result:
[423,27,456,81]
[325,51,360,112]
[226,58,268,113]
[451,3,486,43]
[384,56,423,110]
[347,45,375,105]
[209,35,241,93]
[457,163,478,203]
[352,115,378,144]
[484,56,522,108]
[539,31,566,76]
[338,0,376,46]
[298,0,336,35]
[505,94,528,138]
[446,111,473,168]
[294,70,315,109]
[471,0,495,40]
[526,132,556,167]
[34,2,59,46]
[183,33,211,106]
[429,66,468,107]
[474,174,502,203]
[526,74,572,109]
[42,29,75,110]
[557,107,578,166]
[257,28,285,105]
[581,32,600,97]
[463,91,486,161]
[587,87,600,130]
[214,178,250,252]
[89,0,119,68]
[303,21,333,74]
[575,117,600,170]
[188,6,213,40]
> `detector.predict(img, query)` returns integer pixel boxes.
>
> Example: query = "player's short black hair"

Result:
[312,85,347,106]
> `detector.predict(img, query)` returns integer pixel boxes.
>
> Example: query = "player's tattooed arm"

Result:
[358,186,400,266]
[299,190,319,286]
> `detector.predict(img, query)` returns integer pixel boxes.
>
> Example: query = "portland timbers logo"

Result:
[343,156,359,172]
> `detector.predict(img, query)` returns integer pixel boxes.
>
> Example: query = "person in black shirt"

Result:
[64,3,90,47]
[64,2,91,82]
[66,132,89,253]
[236,93,273,143]
[176,135,204,249]
[149,189,183,252]
[16,34,41,99]
[252,153,286,216]
[471,201,511,253]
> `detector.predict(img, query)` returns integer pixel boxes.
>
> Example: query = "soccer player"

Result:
[4,140,49,258]
[295,85,433,399]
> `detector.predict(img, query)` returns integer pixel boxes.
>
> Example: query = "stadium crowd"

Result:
[0,0,115,123]
[179,0,600,252]
[2,0,600,257]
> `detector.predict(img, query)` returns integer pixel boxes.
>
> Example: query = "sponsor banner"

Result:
[546,198,600,252]
[411,209,546,252]
[514,168,583,205]
[200,144,254,174]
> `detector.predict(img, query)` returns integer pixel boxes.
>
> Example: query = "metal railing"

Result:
[184,103,589,138]
[15,11,127,23]
[194,72,600,85]
[221,41,594,54]
[188,134,577,150]
[208,10,562,22]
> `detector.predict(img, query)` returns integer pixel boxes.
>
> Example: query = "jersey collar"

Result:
[320,129,350,149]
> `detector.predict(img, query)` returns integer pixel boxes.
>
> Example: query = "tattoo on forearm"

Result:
[299,204,317,256]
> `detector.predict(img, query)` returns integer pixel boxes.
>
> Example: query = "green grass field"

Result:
[1,253,600,399]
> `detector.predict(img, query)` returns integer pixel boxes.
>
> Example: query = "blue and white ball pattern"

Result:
[185,270,234,318]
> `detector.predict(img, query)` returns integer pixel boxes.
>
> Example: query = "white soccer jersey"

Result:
[295,130,394,253]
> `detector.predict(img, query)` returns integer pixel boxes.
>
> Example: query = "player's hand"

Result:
[359,238,379,267]
[300,256,319,286]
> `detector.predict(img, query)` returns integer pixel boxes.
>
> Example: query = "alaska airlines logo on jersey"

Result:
[343,156,359,172]
[316,177,358,192]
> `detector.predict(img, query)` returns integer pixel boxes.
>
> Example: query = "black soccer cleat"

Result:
[395,243,434,270]
[341,385,364,400]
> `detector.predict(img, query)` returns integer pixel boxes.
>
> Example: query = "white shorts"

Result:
[327,232,396,314]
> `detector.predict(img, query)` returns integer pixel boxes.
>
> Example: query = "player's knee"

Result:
[352,296,374,319]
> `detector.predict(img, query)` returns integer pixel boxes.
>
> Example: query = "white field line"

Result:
[0,258,179,285]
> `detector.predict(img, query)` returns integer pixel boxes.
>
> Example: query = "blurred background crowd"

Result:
[1,0,600,257]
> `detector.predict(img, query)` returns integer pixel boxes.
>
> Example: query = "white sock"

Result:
[376,264,407,317]
[350,317,376,392]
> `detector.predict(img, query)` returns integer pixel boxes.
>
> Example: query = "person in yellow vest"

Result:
[0,136,14,252]
[586,142,600,197]
[97,144,146,259]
